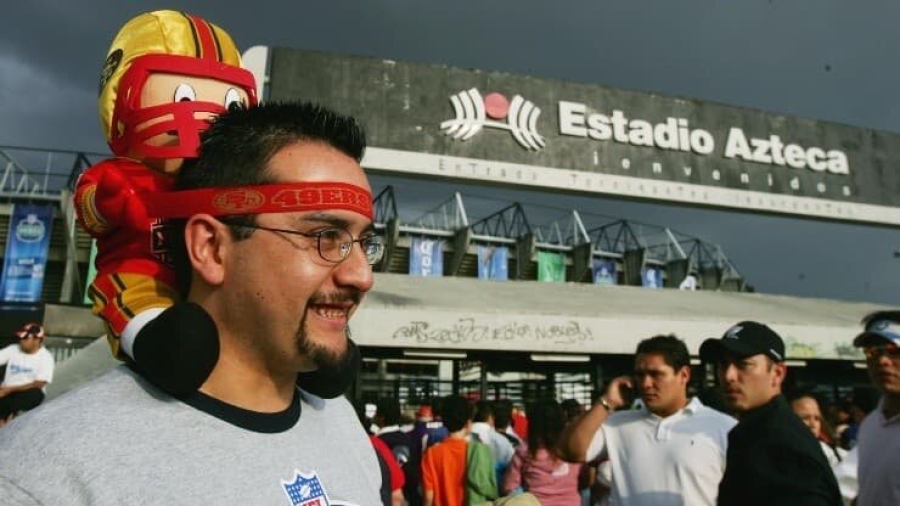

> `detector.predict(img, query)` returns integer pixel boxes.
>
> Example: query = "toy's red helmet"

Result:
[98,10,258,160]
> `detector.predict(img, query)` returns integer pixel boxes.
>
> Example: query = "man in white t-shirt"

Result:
[0,323,55,426]
[560,334,736,506]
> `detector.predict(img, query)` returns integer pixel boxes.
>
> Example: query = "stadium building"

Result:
[1,47,895,409]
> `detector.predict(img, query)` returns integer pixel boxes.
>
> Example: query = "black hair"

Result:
[178,101,364,189]
[526,399,566,459]
[169,101,367,293]
[441,395,474,433]
[375,397,402,426]
[473,400,494,423]
[493,399,513,430]
[635,334,691,372]
[560,398,583,422]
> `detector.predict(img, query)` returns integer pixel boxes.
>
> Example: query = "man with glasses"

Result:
[0,102,383,505]
[560,334,736,506]
[852,311,900,505]
[700,321,841,506]
[0,323,54,427]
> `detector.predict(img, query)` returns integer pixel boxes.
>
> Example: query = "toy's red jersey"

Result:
[74,157,177,288]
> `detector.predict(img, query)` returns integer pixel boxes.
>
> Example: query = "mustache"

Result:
[308,290,362,305]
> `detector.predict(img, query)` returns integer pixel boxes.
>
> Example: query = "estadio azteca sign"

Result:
[264,48,900,225]
[439,91,850,176]
[557,101,849,175]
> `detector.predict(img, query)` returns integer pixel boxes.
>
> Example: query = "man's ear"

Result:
[772,361,788,388]
[679,365,692,384]
[184,214,229,287]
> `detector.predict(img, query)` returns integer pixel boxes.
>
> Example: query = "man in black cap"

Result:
[851,311,900,506]
[700,321,841,506]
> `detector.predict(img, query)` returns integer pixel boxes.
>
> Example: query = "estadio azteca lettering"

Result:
[558,100,849,175]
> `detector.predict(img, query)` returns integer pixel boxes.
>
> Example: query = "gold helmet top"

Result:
[98,10,257,158]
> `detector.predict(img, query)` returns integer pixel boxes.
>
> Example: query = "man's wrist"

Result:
[597,396,613,412]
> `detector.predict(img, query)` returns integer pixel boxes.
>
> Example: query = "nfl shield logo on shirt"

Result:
[282,469,331,506]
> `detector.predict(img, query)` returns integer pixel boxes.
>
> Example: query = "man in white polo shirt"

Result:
[852,311,900,506]
[0,323,55,427]
[560,334,736,506]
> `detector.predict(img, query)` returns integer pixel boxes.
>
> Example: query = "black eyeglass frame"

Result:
[219,218,385,266]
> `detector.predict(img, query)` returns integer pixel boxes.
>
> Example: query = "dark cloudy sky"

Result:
[2,1,899,304]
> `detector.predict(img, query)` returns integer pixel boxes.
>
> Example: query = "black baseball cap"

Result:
[700,321,785,363]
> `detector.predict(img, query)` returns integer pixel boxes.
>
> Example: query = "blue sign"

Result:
[642,266,662,289]
[1,204,55,302]
[477,245,509,281]
[409,237,444,277]
[592,259,617,286]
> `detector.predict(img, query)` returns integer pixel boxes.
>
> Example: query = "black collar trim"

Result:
[181,388,302,433]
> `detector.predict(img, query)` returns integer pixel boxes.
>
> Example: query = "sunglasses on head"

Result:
[864,343,900,360]
[19,325,41,339]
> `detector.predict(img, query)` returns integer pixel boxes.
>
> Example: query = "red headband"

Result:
[144,182,374,219]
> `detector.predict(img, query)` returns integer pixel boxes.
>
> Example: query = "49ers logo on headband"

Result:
[272,187,370,208]
[145,182,374,220]
[213,189,265,213]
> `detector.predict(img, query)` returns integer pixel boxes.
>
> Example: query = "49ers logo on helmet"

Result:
[99,49,123,95]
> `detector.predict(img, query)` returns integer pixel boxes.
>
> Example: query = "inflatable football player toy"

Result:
[75,10,360,398]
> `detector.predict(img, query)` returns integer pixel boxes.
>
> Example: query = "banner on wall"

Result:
[83,239,98,305]
[592,259,617,286]
[537,251,565,282]
[409,237,444,277]
[1,204,55,302]
[642,266,663,289]
[477,245,509,281]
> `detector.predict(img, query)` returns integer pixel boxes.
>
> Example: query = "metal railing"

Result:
[44,336,95,364]
[0,146,107,199]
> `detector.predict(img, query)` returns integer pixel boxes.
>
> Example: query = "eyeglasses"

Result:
[863,343,900,360]
[222,220,385,265]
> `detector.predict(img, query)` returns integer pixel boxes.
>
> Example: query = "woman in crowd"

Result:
[791,394,848,466]
[503,399,583,506]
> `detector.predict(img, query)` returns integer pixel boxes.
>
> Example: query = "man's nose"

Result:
[334,239,375,293]
[719,363,738,383]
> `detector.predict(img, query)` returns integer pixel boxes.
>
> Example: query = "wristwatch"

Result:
[598,397,613,412]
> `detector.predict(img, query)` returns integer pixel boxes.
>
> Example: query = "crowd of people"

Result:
[0,98,896,505]
[354,316,898,506]
[352,312,900,506]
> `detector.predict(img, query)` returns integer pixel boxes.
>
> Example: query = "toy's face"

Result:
[130,73,250,174]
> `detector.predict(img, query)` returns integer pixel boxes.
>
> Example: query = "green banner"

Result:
[83,239,98,305]
[537,251,565,282]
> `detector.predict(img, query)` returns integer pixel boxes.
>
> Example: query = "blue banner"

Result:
[592,259,617,286]
[409,237,444,277]
[1,204,55,302]
[642,266,663,289]
[477,245,509,281]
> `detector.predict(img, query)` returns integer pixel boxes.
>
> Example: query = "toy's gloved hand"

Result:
[295,339,362,399]
[132,302,220,397]
[93,166,152,233]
